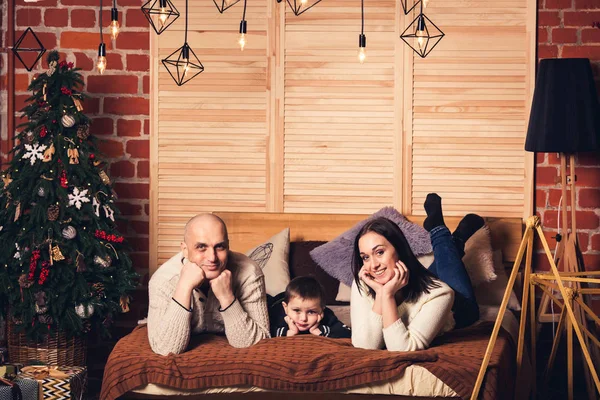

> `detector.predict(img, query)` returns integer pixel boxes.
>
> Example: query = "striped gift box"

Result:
[17,366,86,400]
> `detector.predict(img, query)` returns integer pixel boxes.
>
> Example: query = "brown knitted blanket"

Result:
[100,322,514,400]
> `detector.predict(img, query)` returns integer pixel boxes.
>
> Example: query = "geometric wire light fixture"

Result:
[214,0,241,13]
[161,0,204,86]
[400,4,444,58]
[141,0,181,35]
[400,0,430,15]
[12,27,46,72]
[277,0,323,17]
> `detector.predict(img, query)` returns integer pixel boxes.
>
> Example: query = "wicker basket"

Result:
[7,320,86,366]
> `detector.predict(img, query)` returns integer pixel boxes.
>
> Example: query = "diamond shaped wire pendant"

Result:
[400,13,444,58]
[12,27,46,72]
[213,0,241,13]
[400,0,424,15]
[141,0,180,35]
[162,43,204,86]
[284,0,323,16]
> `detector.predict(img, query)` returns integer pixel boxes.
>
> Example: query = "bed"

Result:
[100,212,526,400]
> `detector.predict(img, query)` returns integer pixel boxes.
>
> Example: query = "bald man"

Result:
[147,214,270,355]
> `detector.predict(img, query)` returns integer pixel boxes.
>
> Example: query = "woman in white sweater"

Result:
[351,193,483,352]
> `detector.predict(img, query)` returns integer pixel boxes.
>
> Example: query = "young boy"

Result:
[268,276,351,338]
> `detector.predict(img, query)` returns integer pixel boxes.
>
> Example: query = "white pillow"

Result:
[475,250,521,311]
[245,228,290,296]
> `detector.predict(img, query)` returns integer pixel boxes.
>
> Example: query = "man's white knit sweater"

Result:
[350,279,455,351]
[147,251,270,356]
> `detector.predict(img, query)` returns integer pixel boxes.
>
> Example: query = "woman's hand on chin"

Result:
[359,268,383,294]
[381,261,410,298]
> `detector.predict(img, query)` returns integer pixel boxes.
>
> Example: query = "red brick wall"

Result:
[535,2,600,277]
[0,0,599,368]
[0,0,151,330]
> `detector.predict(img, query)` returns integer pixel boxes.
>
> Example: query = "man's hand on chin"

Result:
[210,269,235,309]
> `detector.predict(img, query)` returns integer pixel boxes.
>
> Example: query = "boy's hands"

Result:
[309,313,324,336]
[284,316,299,336]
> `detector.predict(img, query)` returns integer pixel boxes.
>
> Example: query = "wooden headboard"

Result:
[152,212,523,274]
[216,212,523,261]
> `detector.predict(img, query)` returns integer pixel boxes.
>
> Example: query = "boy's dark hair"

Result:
[284,276,326,308]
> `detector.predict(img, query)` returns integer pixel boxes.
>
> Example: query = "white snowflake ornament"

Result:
[93,197,100,217]
[14,243,21,260]
[103,205,115,221]
[68,187,91,210]
[22,143,47,166]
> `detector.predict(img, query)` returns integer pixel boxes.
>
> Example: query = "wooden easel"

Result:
[536,153,599,399]
[538,154,584,323]
[471,216,600,400]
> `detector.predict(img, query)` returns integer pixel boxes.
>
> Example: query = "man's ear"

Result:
[181,241,188,260]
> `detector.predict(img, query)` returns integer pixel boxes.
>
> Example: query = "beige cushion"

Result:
[463,225,497,287]
[475,250,521,311]
[245,228,290,296]
[335,282,352,302]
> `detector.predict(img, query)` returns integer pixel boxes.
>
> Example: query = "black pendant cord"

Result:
[184,0,188,44]
[242,0,248,22]
[99,0,104,43]
[360,0,364,36]
[113,0,116,8]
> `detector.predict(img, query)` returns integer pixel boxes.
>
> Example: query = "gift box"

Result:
[17,366,86,400]
[0,373,38,400]
[0,378,23,400]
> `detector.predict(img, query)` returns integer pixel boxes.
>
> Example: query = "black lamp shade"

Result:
[525,58,600,153]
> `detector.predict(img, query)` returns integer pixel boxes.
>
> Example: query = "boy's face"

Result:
[282,296,323,332]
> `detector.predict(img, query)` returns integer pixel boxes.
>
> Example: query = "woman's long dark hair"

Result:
[352,217,440,303]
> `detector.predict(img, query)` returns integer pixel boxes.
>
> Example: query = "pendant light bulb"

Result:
[96,43,107,74]
[422,0,430,8]
[300,0,307,4]
[238,20,247,51]
[181,45,190,79]
[110,8,120,40]
[358,47,366,64]
[416,15,427,51]
[159,0,169,26]
[358,34,366,64]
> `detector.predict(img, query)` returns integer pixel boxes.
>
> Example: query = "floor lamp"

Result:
[525,58,600,400]
[471,58,600,400]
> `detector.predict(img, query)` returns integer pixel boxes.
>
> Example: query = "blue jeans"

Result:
[427,225,479,329]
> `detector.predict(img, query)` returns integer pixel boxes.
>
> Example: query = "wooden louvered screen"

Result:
[153,0,270,264]
[407,0,535,218]
[151,0,535,270]
[282,0,397,214]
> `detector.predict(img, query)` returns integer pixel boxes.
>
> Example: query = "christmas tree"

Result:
[0,51,138,341]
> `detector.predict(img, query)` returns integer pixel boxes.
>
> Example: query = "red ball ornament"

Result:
[89,154,95,159]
